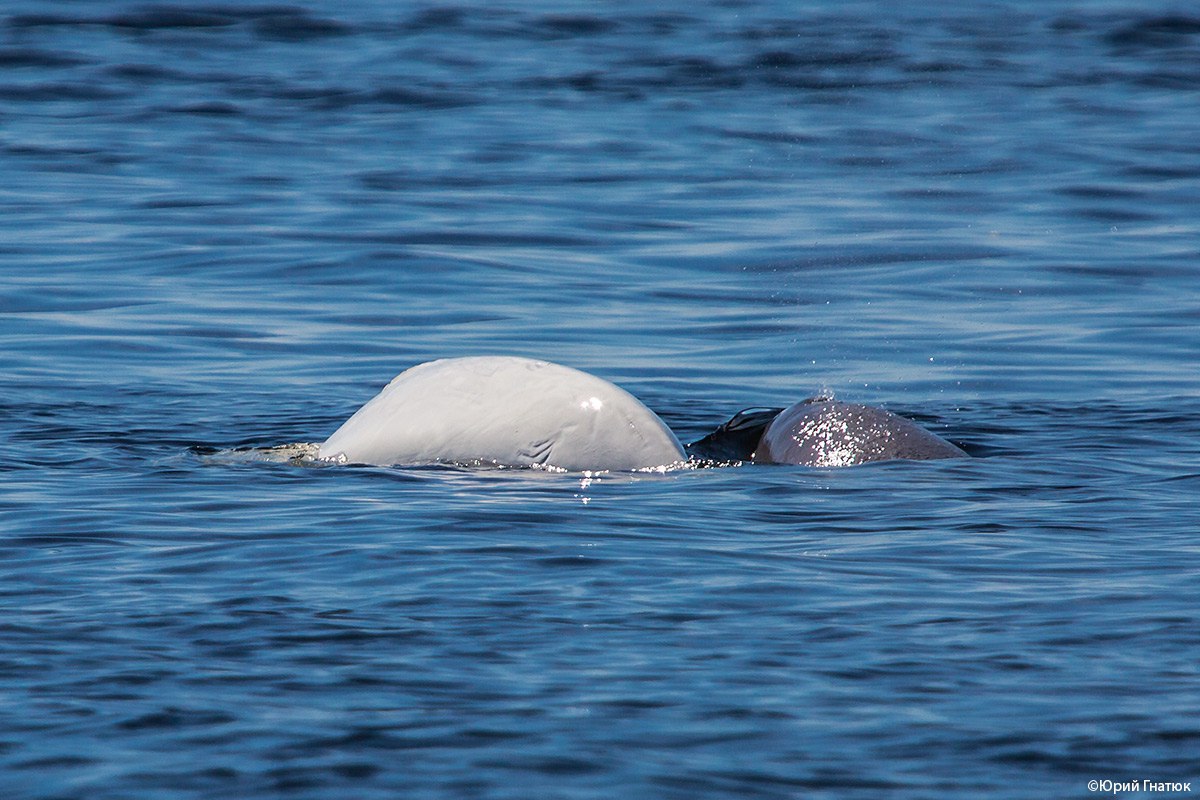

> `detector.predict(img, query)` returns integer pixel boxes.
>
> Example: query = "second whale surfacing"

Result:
[318,356,686,471]
[687,399,968,467]
[754,399,968,466]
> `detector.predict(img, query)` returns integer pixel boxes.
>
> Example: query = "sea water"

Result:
[2,1,1199,798]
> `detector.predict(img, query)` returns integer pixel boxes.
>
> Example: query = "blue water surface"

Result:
[2,1,1200,798]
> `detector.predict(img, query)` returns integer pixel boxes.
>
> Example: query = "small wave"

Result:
[198,442,321,465]
[0,47,89,68]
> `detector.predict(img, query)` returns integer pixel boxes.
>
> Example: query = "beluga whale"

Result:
[319,356,686,471]
[309,356,966,472]
[687,398,968,467]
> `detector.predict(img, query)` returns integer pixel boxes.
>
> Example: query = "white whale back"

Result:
[319,357,686,471]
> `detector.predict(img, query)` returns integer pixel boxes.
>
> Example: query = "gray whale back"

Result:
[752,399,967,467]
